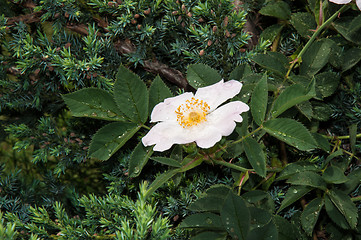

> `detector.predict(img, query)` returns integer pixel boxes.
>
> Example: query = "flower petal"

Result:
[195,80,243,110]
[357,0,361,10]
[207,101,250,136]
[329,0,352,4]
[150,92,194,122]
[194,125,223,149]
[142,122,194,151]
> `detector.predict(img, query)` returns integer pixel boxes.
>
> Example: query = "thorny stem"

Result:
[284,4,349,79]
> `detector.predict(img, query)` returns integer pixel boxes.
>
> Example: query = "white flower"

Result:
[142,80,249,152]
[329,0,361,10]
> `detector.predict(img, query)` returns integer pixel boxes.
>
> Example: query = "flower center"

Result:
[175,97,210,128]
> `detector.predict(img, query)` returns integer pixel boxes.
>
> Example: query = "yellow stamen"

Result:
[175,97,210,128]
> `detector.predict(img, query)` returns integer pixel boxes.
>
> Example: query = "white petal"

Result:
[195,125,223,149]
[150,92,194,122]
[329,0,352,4]
[142,122,194,151]
[195,80,243,110]
[357,0,361,10]
[207,101,250,136]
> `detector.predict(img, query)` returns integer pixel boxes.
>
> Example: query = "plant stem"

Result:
[230,126,263,145]
[325,133,361,140]
[215,160,253,173]
[285,4,349,79]
[142,124,150,130]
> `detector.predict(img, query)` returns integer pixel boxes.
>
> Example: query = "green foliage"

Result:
[1,0,361,239]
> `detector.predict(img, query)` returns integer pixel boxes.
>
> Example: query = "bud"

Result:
[223,16,228,27]
[144,8,151,15]
[134,14,140,18]
[198,17,204,23]
[181,4,186,11]
[177,15,182,22]
[225,30,230,38]
[207,40,212,46]
[212,26,217,33]
[137,24,141,30]
[199,49,205,56]
[187,12,192,17]
[172,11,178,15]
[131,19,137,24]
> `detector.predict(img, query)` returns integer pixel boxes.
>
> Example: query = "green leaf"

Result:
[314,72,340,99]
[272,84,315,118]
[300,39,334,76]
[188,195,225,213]
[192,231,228,240]
[340,168,361,194]
[327,189,358,229]
[114,65,149,123]
[187,63,221,89]
[251,74,268,126]
[248,207,272,228]
[146,169,180,197]
[263,118,317,151]
[260,24,284,42]
[333,15,361,45]
[180,155,203,172]
[128,142,153,178]
[220,192,250,240]
[62,88,125,121]
[325,195,352,230]
[290,12,317,38]
[259,1,291,20]
[274,215,297,240]
[342,48,361,72]
[243,138,266,177]
[242,190,275,213]
[287,171,327,190]
[296,101,313,120]
[312,101,333,121]
[88,122,140,161]
[253,52,289,77]
[179,213,224,230]
[148,75,173,113]
[301,198,324,236]
[277,162,318,181]
[311,133,330,152]
[229,64,252,81]
[322,166,348,184]
[151,157,181,168]
[278,186,313,213]
[246,221,278,240]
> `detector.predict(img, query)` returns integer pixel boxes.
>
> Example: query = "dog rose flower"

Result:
[329,0,361,10]
[142,80,249,152]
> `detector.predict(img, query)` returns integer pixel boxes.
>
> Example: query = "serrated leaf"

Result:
[278,186,313,213]
[342,48,361,72]
[260,24,284,42]
[62,88,125,121]
[259,1,291,20]
[333,15,361,45]
[128,142,153,178]
[287,171,327,190]
[322,166,348,184]
[272,83,315,118]
[246,221,278,240]
[251,74,268,126]
[263,118,317,151]
[242,190,275,213]
[229,64,252,80]
[296,101,313,120]
[187,63,221,89]
[300,39,334,77]
[148,75,173,113]
[312,133,330,152]
[88,122,140,161]
[311,101,333,121]
[220,192,250,240]
[274,215,297,240]
[340,168,361,194]
[325,195,351,230]
[327,189,358,229]
[301,198,324,236]
[145,169,180,197]
[179,213,224,230]
[151,157,181,168]
[243,138,266,177]
[314,72,340,99]
[248,207,272,228]
[114,65,148,123]
[188,195,225,213]
[290,12,317,38]
[253,52,289,77]
[191,231,228,240]
[277,162,318,181]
